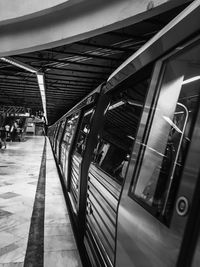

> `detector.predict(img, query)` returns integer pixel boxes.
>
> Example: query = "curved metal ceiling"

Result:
[0,3,189,125]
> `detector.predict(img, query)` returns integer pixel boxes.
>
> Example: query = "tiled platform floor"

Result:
[0,136,82,267]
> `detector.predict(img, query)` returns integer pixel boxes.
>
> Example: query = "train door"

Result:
[116,38,200,267]
[83,67,153,267]
[191,215,200,267]
[68,108,94,215]
[60,113,80,187]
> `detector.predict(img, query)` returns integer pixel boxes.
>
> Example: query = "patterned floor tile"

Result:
[0,243,19,257]
[27,182,38,185]
[3,183,13,186]
[0,238,27,263]
[0,209,12,218]
[0,193,20,199]
[0,262,23,267]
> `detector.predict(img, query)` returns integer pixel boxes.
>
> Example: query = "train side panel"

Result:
[116,33,200,267]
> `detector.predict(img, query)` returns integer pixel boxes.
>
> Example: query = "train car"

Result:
[105,1,200,267]
[48,1,200,266]
[48,85,109,234]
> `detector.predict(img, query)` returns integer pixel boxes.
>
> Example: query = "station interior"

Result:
[0,1,199,267]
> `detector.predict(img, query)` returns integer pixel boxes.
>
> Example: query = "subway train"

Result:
[48,1,200,266]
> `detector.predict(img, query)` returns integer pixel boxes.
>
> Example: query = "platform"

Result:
[0,136,82,267]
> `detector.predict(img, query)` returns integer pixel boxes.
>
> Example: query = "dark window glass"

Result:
[131,41,200,224]
[63,113,79,146]
[57,120,65,142]
[75,109,94,156]
[53,123,59,148]
[92,71,152,185]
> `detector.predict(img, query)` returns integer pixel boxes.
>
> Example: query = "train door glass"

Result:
[56,119,65,159]
[85,70,152,267]
[130,40,200,225]
[92,86,149,184]
[69,109,94,209]
[60,113,79,184]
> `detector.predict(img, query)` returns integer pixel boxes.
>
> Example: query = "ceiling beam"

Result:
[104,31,147,43]
[45,76,96,84]
[77,41,133,52]
[38,65,110,75]
[45,72,104,80]
[45,49,121,61]
[14,55,115,70]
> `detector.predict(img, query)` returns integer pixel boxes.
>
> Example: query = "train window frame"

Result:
[62,112,80,145]
[91,65,154,186]
[128,35,200,226]
[73,107,95,157]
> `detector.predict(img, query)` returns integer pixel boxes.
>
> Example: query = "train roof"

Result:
[104,0,200,93]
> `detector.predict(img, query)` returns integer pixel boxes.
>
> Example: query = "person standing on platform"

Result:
[0,126,7,149]
[5,124,10,140]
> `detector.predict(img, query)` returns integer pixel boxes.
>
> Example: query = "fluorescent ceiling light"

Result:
[127,100,143,108]
[182,76,200,84]
[84,109,93,116]
[0,57,38,73]
[127,135,135,141]
[108,100,124,110]
[37,73,44,84]
[37,73,47,123]
[0,57,48,123]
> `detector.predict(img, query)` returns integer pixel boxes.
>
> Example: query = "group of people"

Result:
[0,121,22,149]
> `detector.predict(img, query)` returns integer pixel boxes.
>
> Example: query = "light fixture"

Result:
[127,135,135,141]
[127,100,143,108]
[108,100,124,110]
[0,57,38,73]
[0,57,48,123]
[182,75,200,84]
[37,73,47,124]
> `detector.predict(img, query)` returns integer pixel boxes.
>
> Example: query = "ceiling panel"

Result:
[0,3,189,124]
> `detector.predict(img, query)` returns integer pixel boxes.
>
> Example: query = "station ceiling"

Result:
[0,3,189,125]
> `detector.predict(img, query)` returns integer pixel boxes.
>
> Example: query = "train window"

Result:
[92,69,152,185]
[131,40,200,224]
[75,109,94,156]
[57,120,65,142]
[53,123,59,148]
[62,113,79,147]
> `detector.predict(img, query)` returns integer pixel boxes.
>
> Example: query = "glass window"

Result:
[63,113,79,148]
[75,109,94,156]
[92,69,152,185]
[53,123,59,148]
[57,120,65,142]
[131,41,200,224]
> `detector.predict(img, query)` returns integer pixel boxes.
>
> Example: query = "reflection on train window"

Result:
[75,109,93,156]
[57,120,65,142]
[92,70,152,185]
[53,123,59,143]
[63,113,79,148]
[132,41,200,224]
